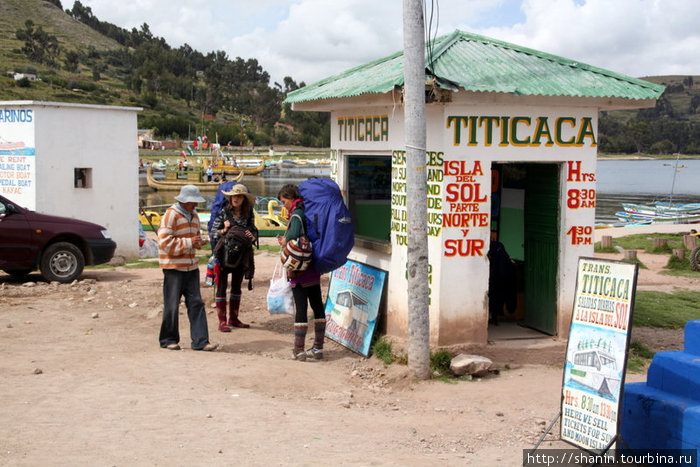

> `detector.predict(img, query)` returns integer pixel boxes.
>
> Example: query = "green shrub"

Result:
[371,336,394,364]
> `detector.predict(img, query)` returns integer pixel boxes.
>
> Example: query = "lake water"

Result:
[140,159,700,225]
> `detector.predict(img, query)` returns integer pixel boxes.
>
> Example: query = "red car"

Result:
[0,194,117,283]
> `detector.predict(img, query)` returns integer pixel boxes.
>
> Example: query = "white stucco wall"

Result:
[1,101,141,259]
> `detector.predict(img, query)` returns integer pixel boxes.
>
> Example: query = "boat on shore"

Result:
[616,201,700,225]
[145,166,243,192]
[207,154,266,175]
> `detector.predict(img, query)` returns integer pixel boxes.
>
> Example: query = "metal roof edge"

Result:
[440,30,665,96]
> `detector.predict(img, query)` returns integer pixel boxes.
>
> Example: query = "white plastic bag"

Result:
[267,263,294,315]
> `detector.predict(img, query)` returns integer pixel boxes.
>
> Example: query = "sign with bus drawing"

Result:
[324,260,386,356]
[561,257,638,452]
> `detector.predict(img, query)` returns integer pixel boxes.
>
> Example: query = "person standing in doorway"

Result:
[158,185,217,351]
[277,184,325,361]
[210,183,258,331]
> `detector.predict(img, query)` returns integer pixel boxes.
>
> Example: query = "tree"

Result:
[64,50,80,72]
[16,20,61,66]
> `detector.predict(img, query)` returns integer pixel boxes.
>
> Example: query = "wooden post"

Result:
[673,249,686,260]
[684,235,697,250]
[601,235,613,249]
[653,238,668,249]
[624,250,638,260]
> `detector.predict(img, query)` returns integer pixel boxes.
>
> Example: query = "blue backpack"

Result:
[299,178,354,274]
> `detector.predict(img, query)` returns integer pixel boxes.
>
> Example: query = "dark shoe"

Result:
[218,322,232,332]
[165,343,181,351]
[196,343,218,352]
[230,319,250,329]
[305,348,323,360]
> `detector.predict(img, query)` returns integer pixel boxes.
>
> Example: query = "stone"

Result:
[449,354,493,376]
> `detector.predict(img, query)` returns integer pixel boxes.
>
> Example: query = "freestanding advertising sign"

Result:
[324,260,387,356]
[561,257,638,452]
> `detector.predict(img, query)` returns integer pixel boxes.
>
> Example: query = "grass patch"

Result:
[633,290,700,328]
[626,340,655,373]
[598,233,689,254]
[371,336,394,364]
[258,244,281,254]
[664,254,696,274]
[430,349,454,375]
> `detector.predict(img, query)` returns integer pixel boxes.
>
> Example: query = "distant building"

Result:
[12,72,37,82]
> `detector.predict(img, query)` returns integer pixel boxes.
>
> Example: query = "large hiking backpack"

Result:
[214,226,251,269]
[299,178,354,274]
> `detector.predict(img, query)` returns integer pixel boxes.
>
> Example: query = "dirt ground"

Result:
[0,245,694,466]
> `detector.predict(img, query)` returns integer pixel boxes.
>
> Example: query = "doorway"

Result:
[490,163,560,337]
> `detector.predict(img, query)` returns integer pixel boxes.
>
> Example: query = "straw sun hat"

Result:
[222,183,256,204]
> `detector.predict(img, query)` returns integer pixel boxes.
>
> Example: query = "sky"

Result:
[79,0,700,88]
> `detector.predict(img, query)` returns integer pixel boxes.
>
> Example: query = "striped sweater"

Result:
[158,203,201,271]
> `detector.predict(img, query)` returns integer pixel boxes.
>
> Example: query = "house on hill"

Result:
[284,30,664,346]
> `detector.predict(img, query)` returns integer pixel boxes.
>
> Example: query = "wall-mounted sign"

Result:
[324,260,387,356]
[0,107,36,208]
[561,257,637,452]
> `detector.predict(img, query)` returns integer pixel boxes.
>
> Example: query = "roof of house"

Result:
[284,30,665,105]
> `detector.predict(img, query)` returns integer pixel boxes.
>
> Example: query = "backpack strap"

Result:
[291,213,306,236]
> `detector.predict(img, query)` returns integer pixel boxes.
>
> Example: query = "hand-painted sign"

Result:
[324,259,387,356]
[561,257,637,452]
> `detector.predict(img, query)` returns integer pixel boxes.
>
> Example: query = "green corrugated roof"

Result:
[284,30,665,104]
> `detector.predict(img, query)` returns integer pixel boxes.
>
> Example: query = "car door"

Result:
[0,198,36,270]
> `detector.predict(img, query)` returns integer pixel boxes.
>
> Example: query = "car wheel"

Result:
[3,269,33,278]
[40,242,85,283]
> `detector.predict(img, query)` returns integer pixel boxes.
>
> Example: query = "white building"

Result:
[0,101,142,259]
[285,31,664,346]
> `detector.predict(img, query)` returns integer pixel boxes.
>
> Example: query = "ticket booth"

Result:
[285,30,663,346]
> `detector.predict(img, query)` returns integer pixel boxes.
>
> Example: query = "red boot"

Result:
[228,295,249,328]
[216,300,232,332]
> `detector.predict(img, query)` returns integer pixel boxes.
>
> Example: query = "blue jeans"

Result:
[159,269,210,349]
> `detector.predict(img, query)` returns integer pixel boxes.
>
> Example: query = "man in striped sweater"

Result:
[158,185,218,351]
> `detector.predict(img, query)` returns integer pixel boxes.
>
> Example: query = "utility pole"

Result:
[403,0,430,380]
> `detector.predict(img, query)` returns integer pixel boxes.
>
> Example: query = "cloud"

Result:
[81,0,700,87]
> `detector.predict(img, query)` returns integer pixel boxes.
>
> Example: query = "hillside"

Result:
[607,75,700,124]
[0,0,142,107]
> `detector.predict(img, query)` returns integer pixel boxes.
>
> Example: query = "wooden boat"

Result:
[617,202,700,225]
[145,166,242,192]
[208,154,266,175]
[197,201,287,237]
[139,210,162,231]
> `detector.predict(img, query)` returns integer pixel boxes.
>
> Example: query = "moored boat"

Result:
[617,201,700,225]
[145,166,242,192]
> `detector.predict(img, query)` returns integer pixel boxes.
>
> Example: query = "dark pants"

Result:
[215,267,245,298]
[159,269,210,349]
[292,283,325,323]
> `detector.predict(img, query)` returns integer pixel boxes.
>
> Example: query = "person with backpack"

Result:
[210,183,258,331]
[277,184,326,361]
